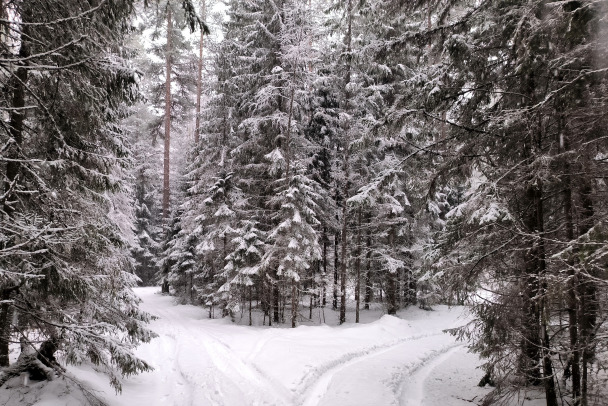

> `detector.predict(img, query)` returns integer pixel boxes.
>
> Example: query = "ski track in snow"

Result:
[77,288,483,406]
[138,289,288,406]
[199,330,292,405]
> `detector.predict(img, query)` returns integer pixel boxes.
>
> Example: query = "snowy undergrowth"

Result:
[0,287,548,406]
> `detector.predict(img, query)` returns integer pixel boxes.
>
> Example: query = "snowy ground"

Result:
[2,287,500,405]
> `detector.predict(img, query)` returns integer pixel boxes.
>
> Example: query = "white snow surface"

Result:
[2,287,499,406]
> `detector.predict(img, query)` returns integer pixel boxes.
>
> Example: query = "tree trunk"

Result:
[355,209,361,323]
[0,11,30,366]
[249,286,252,326]
[0,0,4,43]
[521,184,542,385]
[386,273,397,315]
[333,233,338,310]
[386,222,397,315]
[194,0,205,143]
[521,122,557,404]
[536,181,558,406]
[3,24,28,216]
[364,225,372,310]
[578,177,595,406]
[309,284,313,320]
[560,125,581,403]
[162,5,173,219]
[404,262,416,307]
[339,164,348,325]
[338,0,353,326]
[273,276,280,324]
[0,289,12,367]
[322,226,327,307]
[291,279,297,328]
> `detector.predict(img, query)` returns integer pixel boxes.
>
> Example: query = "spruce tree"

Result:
[0,0,155,390]
[387,1,608,405]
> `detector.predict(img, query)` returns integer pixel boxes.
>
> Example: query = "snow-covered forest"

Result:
[1,0,608,405]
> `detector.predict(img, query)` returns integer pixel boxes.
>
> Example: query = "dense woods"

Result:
[1,0,608,405]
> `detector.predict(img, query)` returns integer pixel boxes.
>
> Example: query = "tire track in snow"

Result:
[397,344,464,406]
[298,332,444,406]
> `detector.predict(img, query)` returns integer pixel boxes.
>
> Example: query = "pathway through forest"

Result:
[82,287,489,406]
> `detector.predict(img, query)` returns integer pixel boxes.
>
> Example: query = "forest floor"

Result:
[0,287,551,406]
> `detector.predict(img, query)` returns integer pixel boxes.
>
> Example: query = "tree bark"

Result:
[355,209,361,323]
[339,152,349,324]
[339,215,347,324]
[194,0,205,143]
[333,233,338,310]
[0,0,6,47]
[559,124,581,403]
[249,286,252,326]
[273,277,280,324]
[322,226,327,307]
[0,289,13,367]
[162,5,173,219]
[291,279,297,328]
[578,176,595,406]
[536,181,558,406]
[364,223,372,310]
[338,0,353,326]
[3,30,28,216]
[0,9,30,366]
[520,180,542,385]
[386,220,397,315]
[386,272,397,315]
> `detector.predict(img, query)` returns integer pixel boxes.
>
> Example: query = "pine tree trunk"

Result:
[338,0,353,326]
[194,0,205,143]
[162,5,173,219]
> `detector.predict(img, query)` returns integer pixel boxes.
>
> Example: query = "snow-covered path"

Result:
[84,288,489,406]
